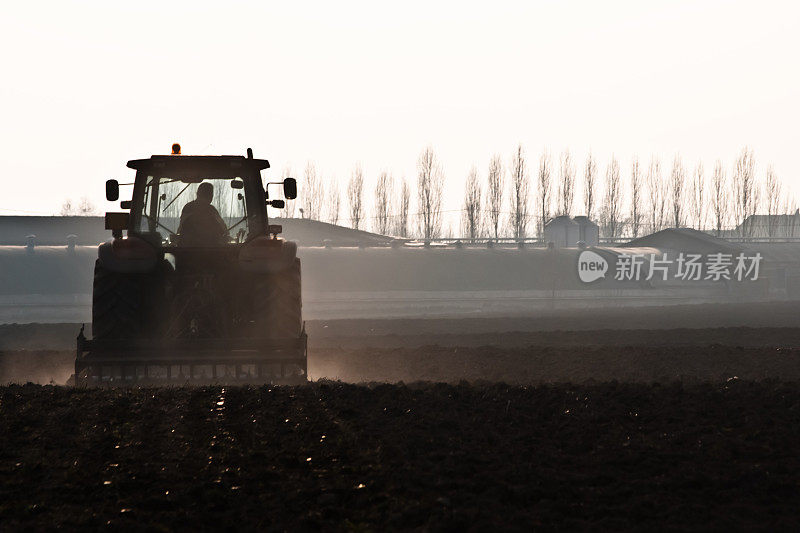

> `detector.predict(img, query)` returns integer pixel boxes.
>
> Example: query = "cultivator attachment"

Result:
[75,327,307,386]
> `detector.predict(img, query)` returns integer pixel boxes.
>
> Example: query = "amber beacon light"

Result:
[171,143,181,155]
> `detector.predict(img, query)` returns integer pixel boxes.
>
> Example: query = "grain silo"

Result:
[573,216,600,246]
[544,216,580,247]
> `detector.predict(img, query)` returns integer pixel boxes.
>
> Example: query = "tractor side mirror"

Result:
[283,178,297,199]
[106,179,119,201]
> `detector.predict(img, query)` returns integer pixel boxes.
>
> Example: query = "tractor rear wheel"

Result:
[254,258,302,339]
[91,260,142,340]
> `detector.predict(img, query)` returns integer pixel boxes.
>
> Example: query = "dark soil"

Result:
[312,343,800,384]
[4,338,800,386]
[306,300,800,340]
[3,300,800,351]
[4,329,800,386]
[3,302,800,529]
[2,381,799,531]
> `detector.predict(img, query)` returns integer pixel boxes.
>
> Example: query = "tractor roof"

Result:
[126,155,270,179]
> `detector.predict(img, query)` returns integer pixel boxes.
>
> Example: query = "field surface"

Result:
[2,381,800,530]
[2,301,800,530]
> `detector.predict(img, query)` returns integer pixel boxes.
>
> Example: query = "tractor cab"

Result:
[105,144,295,249]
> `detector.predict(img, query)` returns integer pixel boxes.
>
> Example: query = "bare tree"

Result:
[302,162,324,220]
[537,151,551,238]
[764,165,781,237]
[60,197,95,216]
[711,160,728,237]
[347,164,364,230]
[630,157,643,238]
[374,171,393,235]
[485,154,504,240]
[280,166,296,218]
[396,178,411,237]
[603,156,622,239]
[327,177,341,225]
[670,154,685,228]
[462,165,482,240]
[732,147,757,237]
[557,149,575,216]
[60,199,74,216]
[583,152,597,220]
[417,146,444,240]
[691,162,705,230]
[647,157,666,233]
[782,192,797,237]
[509,144,530,240]
[441,222,452,239]
[78,197,97,216]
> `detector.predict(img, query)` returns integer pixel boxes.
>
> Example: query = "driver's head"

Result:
[197,182,214,204]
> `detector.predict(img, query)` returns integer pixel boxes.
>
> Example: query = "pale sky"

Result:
[1,1,798,231]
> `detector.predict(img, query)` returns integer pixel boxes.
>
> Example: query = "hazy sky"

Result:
[1,1,798,229]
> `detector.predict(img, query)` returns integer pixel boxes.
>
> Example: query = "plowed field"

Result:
[2,381,800,530]
[2,302,800,529]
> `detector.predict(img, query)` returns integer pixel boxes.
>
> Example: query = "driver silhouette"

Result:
[177,182,228,245]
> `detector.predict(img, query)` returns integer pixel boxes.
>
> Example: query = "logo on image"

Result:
[577,250,608,283]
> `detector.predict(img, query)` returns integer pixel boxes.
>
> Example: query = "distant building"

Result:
[0,216,396,247]
[732,212,800,238]
[572,216,600,246]
[543,216,579,247]
[0,216,107,246]
[543,216,599,247]
[625,227,742,255]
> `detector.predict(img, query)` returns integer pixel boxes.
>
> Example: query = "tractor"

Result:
[74,144,306,384]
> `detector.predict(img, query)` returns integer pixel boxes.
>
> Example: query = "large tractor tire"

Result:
[254,258,302,339]
[91,260,142,340]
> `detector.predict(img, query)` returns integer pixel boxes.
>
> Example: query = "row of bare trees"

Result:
[60,198,97,216]
[461,146,794,239]
[282,146,794,240]
[283,148,439,239]
[281,160,416,237]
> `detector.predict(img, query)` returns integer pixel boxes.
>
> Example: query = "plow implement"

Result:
[75,327,307,385]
